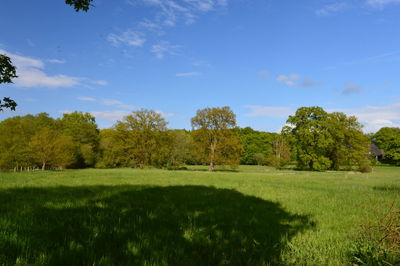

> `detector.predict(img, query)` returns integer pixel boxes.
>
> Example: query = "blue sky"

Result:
[1,0,400,132]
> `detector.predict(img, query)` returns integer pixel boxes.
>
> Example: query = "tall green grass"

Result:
[0,166,399,265]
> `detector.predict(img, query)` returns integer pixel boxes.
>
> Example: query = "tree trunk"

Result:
[42,162,46,171]
[208,161,215,172]
[208,141,217,172]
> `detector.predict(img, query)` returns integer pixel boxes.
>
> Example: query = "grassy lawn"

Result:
[0,166,399,265]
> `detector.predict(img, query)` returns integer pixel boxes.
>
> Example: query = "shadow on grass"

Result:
[0,185,314,265]
[373,185,400,192]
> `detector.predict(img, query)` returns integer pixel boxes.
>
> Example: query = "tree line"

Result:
[0,106,396,172]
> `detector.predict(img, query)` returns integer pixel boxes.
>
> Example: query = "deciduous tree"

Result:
[191,107,242,171]
[29,128,75,170]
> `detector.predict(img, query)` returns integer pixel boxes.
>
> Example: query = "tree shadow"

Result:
[0,185,315,265]
[373,185,400,193]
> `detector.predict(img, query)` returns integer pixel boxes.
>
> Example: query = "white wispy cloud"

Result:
[90,109,173,124]
[276,74,319,87]
[245,103,400,133]
[245,105,294,118]
[366,0,400,8]
[47,59,66,64]
[156,110,174,118]
[151,41,181,59]
[342,82,363,95]
[0,49,106,88]
[107,30,146,47]
[101,99,124,106]
[90,110,132,122]
[175,71,201,77]
[78,96,96,102]
[277,74,299,86]
[316,2,348,16]
[78,97,136,110]
[134,0,228,26]
[331,103,400,132]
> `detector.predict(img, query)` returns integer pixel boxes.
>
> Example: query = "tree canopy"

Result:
[284,107,371,171]
[191,107,242,171]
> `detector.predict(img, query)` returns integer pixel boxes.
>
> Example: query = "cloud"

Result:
[101,99,124,106]
[257,70,269,78]
[107,30,146,47]
[316,2,348,16]
[135,0,228,26]
[150,41,181,59]
[342,82,362,95]
[366,0,400,8]
[276,74,319,87]
[331,103,400,132]
[175,71,201,77]
[156,110,174,118]
[47,59,66,64]
[0,49,106,88]
[90,109,173,124]
[245,105,294,118]
[78,96,96,102]
[90,110,132,122]
[77,97,135,110]
[277,74,299,86]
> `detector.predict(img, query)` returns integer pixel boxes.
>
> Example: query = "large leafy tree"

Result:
[285,106,333,171]
[29,128,75,170]
[373,127,400,165]
[0,113,57,170]
[327,112,370,170]
[285,107,371,171]
[191,106,242,171]
[113,109,169,168]
[57,112,100,168]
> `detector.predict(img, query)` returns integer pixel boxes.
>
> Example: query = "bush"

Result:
[349,202,399,265]
[359,161,373,173]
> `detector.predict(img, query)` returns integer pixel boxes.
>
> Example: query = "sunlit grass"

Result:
[0,166,399,265]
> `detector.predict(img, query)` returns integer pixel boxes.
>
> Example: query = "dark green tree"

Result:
[285,107,333,171]
[65,0,94,12]
[57,112,100,168]
[373,127,400,165]
[238,127,274,165]
[0,55,18,111]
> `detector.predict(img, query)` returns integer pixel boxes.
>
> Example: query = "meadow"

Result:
[0,166,399,265]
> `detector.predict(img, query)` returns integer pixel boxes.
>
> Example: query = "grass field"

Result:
[0,166,399,265]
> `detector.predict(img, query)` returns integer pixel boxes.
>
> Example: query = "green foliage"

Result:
[29,128,75,170]
[109,109,169,168]
[268,134,291,169]
[58,112,100,168]
[238,127,274,165]
[285,107,333,170]
[0,113,56,170]
[0,97,17,112]
[0,54,17,84]
[373,127,400,165]
[0,54,18,112]
[165,130,194,169]
[285,107,371,171]
[349,202,399,265]
[65,0,94,12]
[191,107,242,171]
